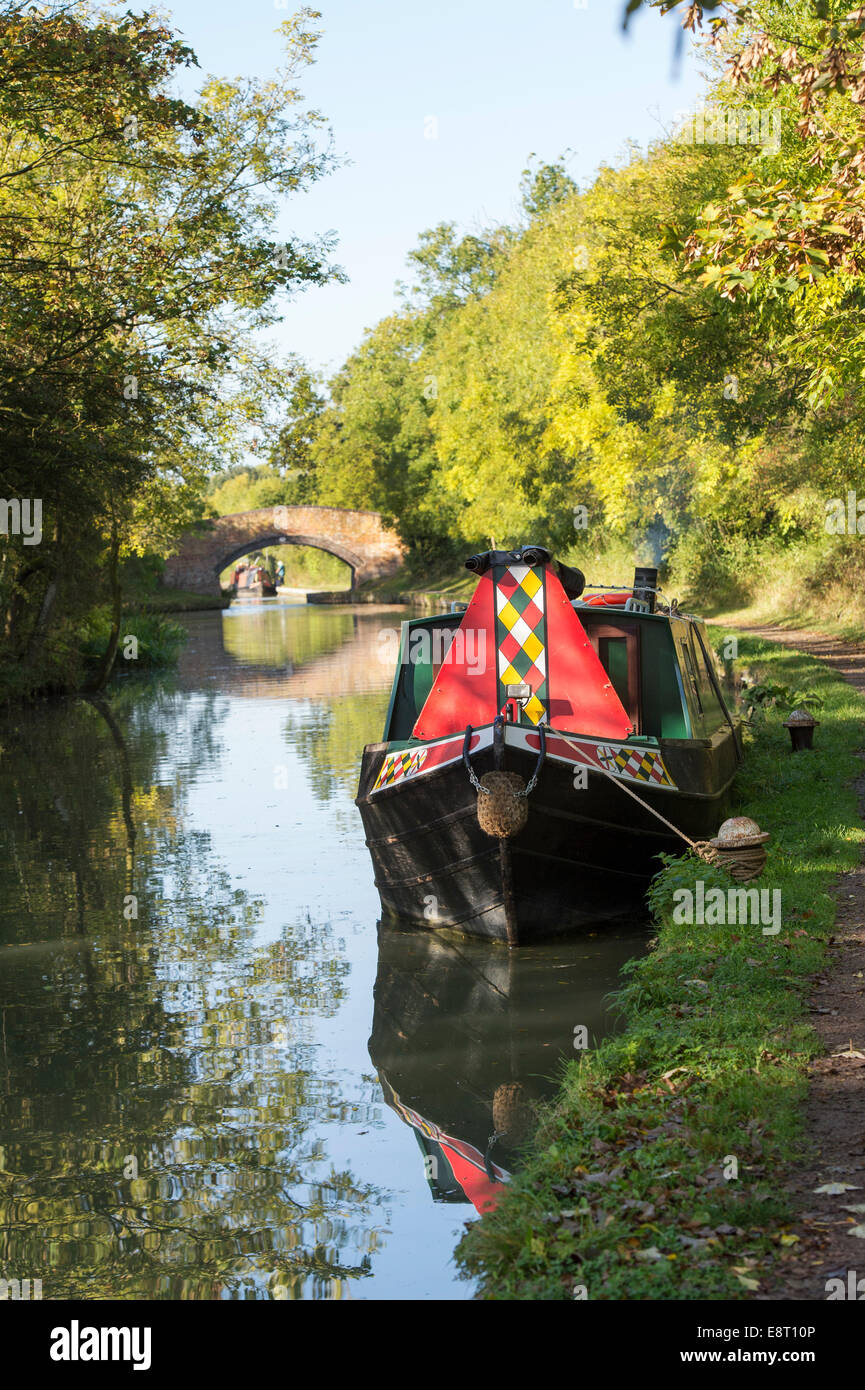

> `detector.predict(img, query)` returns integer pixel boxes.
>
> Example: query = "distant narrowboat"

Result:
[356,546,743,945]
[232,564,278,598]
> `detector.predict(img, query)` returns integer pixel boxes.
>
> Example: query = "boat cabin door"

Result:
[584,620,642,734]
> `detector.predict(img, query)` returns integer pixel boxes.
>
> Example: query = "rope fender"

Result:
[464,720,546,839]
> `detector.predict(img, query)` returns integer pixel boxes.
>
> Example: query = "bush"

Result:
[668,527,865,637]
[78,609,187,672]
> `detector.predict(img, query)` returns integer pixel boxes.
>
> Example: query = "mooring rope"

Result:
[543,724,720,865]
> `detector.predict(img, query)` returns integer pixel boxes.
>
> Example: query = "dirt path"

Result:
[735,625,865,1300]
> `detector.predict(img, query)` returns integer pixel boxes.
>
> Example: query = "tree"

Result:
[400,222,511,315]
[634,1,865,406]
[519,154,579,219]
[0,3,342,692]
[310,311,449,545]
[268,365,327,502]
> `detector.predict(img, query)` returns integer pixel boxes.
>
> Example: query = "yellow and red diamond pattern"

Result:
[494,564,548,726]
[597,744,674,787]
[373,746,428,792]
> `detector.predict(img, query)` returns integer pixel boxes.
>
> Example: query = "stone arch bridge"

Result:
[163,505,406,595]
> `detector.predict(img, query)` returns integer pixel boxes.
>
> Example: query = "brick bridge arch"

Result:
[163,505,406,595]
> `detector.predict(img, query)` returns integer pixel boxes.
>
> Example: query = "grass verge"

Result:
[132,587,230,613]
[671,532,865,643]
[356,554,477,605]
[357,533,865,640]
[357,539,644,605]
[455,633,865,1299]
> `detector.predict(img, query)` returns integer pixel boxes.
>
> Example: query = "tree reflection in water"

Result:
[0,684,383,1300]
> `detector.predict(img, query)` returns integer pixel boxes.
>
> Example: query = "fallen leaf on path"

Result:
[814,1182,861,1194]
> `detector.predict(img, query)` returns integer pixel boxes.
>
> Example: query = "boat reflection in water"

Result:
[368,920,646,1213]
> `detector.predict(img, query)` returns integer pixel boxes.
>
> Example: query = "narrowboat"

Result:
[356,546,743,945]
[231,564,278,598]
[233,581,278,598]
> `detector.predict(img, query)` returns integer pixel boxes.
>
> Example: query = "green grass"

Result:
[132,588,230,613]
[357,550,477,603]
[456,633,865,1299]
[671,531,865,643]
[0,623,84,706]
[362,532,865,642]
[0,599,195,706]
[78,608,188,671]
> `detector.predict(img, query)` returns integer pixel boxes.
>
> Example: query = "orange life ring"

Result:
[581,591,633,607]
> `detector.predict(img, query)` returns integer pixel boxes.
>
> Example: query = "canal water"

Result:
[0,600,646,1300]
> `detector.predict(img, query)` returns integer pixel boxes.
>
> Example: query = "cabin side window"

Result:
[670,620,703,731]
[639,621,691,739]
[670,619,728,736]
[690,625,728,730]
[681,636,703,714]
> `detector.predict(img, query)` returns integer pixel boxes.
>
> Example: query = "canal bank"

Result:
[457,631,865,1300]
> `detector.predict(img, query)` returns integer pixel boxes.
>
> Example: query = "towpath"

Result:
[734,625,865,1300]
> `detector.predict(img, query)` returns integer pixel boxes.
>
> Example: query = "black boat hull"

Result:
[357,727,739,944]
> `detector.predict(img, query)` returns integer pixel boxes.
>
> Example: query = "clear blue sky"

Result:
[160,0,705,378]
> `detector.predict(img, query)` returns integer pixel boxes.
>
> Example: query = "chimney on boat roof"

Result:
[633,566,657,613]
